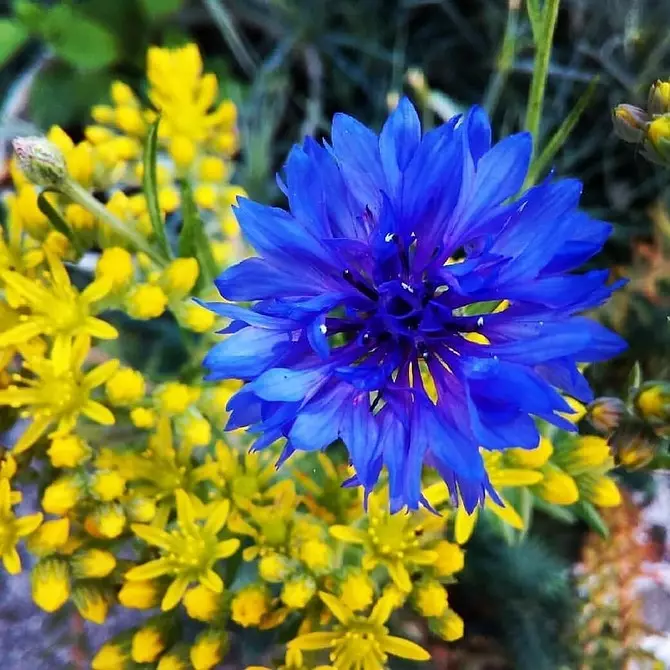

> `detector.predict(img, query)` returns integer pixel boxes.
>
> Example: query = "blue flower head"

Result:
[202,99,626,513]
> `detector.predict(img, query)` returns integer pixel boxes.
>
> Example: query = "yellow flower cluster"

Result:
[0,40,627,670]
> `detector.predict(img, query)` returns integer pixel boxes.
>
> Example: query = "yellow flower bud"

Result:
[115,106,145,135]
[111,80,137,106]
[118,579,161,609]
[42,475,82,515]
[612,104,648,143]
[130,407,157,429]
[26,518,70,556]
[413,580,448,618]
[47,435,91,468]
[127,496,157,523]
[183,584,220,622]
[162,257,199,296]
[635,382,670,423]
[533,467,579,506]
[132,624,167,663]
[648,79,670,116]
[190,630,227,670]
[563,435,612,473]
[96,247,134,289]
[127,284,168,320]
[214,132,238,156]
[338,569,375,612]
[281,575,316,609]
[194,183,218,210]
[44,230,70,258]
[648,116,670,160]
[157,649,189,670]
[258,552,292,583]
[65,203,96,231]
[92,641,129,670]
[158,187,180,213]
[72,584,111,624]
[299,539,332,573]
[221,210,240,237]
[183,303,216,333]
[586,476,622,507]
[435,609,464,641]
[587,396,626,434]
[32,558,70,613]
[105,368,146,406]
[182,416,211,446]
[199,156,228,182]
[433,540,465,577]
[87,503,126,538]
[90,470,126,502]
[90,105,115,124]
[156,382,192,415]
[72,548,117,579]
[15,186,49,237]
[231,585,269,627]
[169,136,196,169]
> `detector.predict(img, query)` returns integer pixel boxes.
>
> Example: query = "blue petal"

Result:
[339,394,380,490]
[248,366,331,403]
[379,97,421,192]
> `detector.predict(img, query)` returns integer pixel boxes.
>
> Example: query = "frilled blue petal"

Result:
[201,97,625,515]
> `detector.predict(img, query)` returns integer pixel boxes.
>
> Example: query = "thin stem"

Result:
[524,0,561,157]
[62,180,165,266]
[484,0,521,115]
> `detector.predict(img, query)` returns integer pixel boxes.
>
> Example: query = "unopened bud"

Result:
[634,381,670,423]
[586,397,626,434]
[612,104,648,143]
[12,136,68,188]
[609,420,659,471]
[648,79,670,116]
[646,116,670,163]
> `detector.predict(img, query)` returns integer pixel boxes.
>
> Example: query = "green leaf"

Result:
[139,0,184,19]
[0,19,28,67]
[142,119,172,262]
[37,189,83,256]
[575,501,609,538]
[627,361,643,392]
[526,78,599,186]
[39,4,118,71]
[532,497,577,524]
[525,0,543,39]
[13,0,44,31]
[178,180,218,294]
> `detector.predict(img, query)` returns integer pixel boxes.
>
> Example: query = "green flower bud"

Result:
[586,396,627,434]
[612,104,648,143]
[12,136,68,188]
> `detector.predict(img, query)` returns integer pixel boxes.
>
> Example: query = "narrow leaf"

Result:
[0,19,28,67]
[178,180,218,294]
[575,500,609,538]
[525,0,543,40]
[142,118,172,261]
[526,78,599,186]
[37,189,83,256]
[627,361,643,392]
[532,496,577,524]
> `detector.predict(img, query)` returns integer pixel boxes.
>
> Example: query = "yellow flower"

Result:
[281,575,316,609]
[132,621,168,663]
[0,335,118,453]
[105,368,145,406]
[126,283,168,320]
[127,496,157,523]
[42,474,83,515]
[26,517,69,556]
[65,203,96,232]
[86,502,126,538]
[126,490,239,610]
[338,569,375,612]
[578,473,622,507]
[72,584,111,623]
[162,257,199,296]
[289,592,430,669]
[71,548,117,578]
[432,540,465,577]
[47,434,91,468]
[157,646,190,670]
[90,470,126,501]
[190,630,227,670]
[413,580,448,618]
[96,247,134,289]
[506,436,553,469]
[118,579,161,609]
[231,584,270,627]
[181,415,211,447]
[184,584,220,622]
[13,186,49,238]
[532,465,579,506]
[146,44,239,166]
[0,250,116,354]
[0,479,42,573]
[331,491,442,592]
[32,557,70,612]
[300,538,333,574]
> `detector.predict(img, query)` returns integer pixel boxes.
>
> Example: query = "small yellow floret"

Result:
[132,627,165,663]
[281,576,316,609]
[130,407,157,429]
[534,468,579,506]
[414,580,448,618]
[118,579,160,609]
[72,548,117,578]
[156,382,193,415]
[127,284,168,320]
[183,303,216,333]
[47,435,90,468]
[105,368,146,406]
[90,470,126,502]
[184,584,220,622]
[162,257,199,295]
[42,476,82,515]
[231,585,268,627]
[433,540,465,577]
[96,247,134,289]
[32,558,70,613]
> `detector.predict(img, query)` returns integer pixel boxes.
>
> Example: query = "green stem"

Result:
[62,180,166,266]
[484,1,521,115]
[524,0,561,156]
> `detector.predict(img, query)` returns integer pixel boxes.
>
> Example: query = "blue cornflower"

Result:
[201,99,626,513]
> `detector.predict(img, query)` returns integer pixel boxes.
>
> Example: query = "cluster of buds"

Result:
[585,372,670,470]
[613,79,670,165]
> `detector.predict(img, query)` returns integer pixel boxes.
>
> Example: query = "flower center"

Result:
[378,279,429,335]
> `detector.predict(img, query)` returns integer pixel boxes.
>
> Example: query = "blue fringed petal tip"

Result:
[202,97,626,514]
